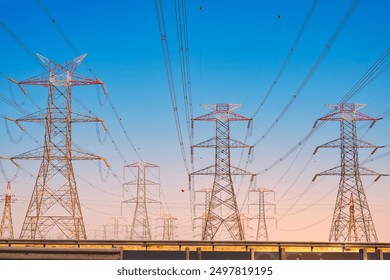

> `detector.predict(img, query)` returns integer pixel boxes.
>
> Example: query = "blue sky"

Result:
[0,0,389,241]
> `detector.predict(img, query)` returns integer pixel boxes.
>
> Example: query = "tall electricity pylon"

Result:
[0,182,14,239]
[122,162,160,240]
[313,103,386,242]
[190,104,254,241]
[249,187,276,241]
[8,54,109,240]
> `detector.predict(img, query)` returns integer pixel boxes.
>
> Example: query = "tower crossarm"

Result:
[10,147,109,167]
[230,166,255,177]
[0,156,19,167]
[122,198,160,204]
[192,137,253,149]
[71,149,109,166]
[9,54,108,94]
[191,164,215,176]
[191,164,254,177]
[314,138,384,155]
[359,166,388,181]
[313,103,380,128]
[124,179,159,186]
[192,104,252,123]
[5,111,106,129]
[312,165,387,182]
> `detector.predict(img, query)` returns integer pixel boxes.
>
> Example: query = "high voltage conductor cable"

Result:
[0,21,45,69]
[34,0,98,78]
[238,138,308,213]
[154,0,190,173]
[361,150,390,165]
[174,0,194,149]
[274,181,376,232]
[236,0,318,171]
[253,0,360,147]
[251,0,319,119]
[255,46,390,176]
[174,0,195,227]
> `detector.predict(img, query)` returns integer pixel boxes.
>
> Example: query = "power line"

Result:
[255,46,390,176]
[252,0,360,147]
[174,0,194,148]
[251,0,319,119]
[0,21,45,69]
[154,0,190,173]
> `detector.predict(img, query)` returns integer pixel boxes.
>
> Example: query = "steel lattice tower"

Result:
[193,188,212,236]
[159,215,177,240]
[191,104,254,241]
[122,162,159,240]
[249,187,275,241]
[8,54,108,240]
[0,182,14,239]
[313,103,386,242]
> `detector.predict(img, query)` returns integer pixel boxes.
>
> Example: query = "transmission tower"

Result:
[122,162,160,240]
[0,182,14,239]
[193,188,212,238]
[8,54,109,240]
[159,215,177,240]
[190,104,254,241]
[249,187,276,241]
[313,103,386,242]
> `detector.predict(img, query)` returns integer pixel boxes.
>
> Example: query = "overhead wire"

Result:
[252,0,361,147]
[154,0,190,174]
[235,0,319,193]
[174,0,194,147]
[251,0,319,119]
[0,21,45,69]
[255,46,390,176]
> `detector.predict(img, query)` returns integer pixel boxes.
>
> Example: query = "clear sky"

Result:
[0,0,389,241]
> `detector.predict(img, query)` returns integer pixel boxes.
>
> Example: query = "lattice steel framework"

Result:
[190,104,254,241]
[160,215,177,240]
[193,188,212,237]
[122,162,159,240]
[0,182,14,239]
[249,187,275,241]
[8,54,108,240]
[313,103,386,242]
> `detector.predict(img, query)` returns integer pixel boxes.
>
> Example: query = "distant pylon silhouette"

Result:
[249,187,276,241]
[313,103,387,242]
[193,188,212,238]
[0,182,14,239]
[8,54,109,239]
[159,215,177,240]
[122,162,159,240]
[190,104,254,241]
[348,192,358,242]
